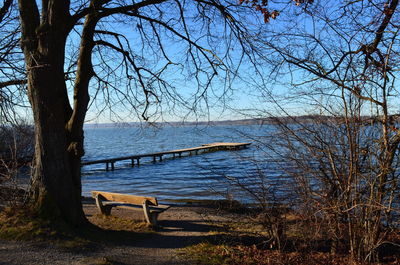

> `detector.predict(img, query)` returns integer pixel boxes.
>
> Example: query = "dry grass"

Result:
[180,210,400,265]
[182,242,355,265]
[0,204,154,252]
[0,206,68,240]
[88,213,152,232]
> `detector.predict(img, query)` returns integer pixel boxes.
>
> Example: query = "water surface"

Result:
[82,124,275,202]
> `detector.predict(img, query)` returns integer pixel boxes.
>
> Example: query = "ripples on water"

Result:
[82,124,278,202]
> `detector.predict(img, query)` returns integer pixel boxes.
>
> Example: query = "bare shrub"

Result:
[207,155,294,251]
[236,0,400,262]
[257,112,400,261]
[218,111,400,261]
[0,122,33,207]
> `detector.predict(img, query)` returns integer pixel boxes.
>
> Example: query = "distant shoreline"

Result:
[84,115,393,128]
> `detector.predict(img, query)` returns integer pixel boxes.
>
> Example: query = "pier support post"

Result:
[159,155,163,161]
[131,159,134,167]
[111,162,115,171]
[137,158,140,166]
[106,163,109,171]
[153,156,156,163]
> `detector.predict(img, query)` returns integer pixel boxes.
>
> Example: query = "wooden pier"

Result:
[81,142,251,171]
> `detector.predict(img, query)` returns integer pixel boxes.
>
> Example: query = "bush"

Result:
[0,122,34,184]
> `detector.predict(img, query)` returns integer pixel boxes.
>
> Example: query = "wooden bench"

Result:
[91,191,170,226]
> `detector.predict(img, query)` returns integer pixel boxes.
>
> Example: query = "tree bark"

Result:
[27,59,86,225]
[19,0,86,226]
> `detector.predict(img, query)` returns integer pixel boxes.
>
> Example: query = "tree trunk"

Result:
[19,0,87,226]
[28,64,86,226]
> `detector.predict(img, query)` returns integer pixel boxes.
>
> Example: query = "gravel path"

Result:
[0,203,233,265]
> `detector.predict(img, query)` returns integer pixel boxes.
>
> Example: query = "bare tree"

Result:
[242,0,400,262]
[12,0,268,226]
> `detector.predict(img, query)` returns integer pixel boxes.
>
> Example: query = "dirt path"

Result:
[0,203,235,265]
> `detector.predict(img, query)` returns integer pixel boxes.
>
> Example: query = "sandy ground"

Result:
[0,201,237,265]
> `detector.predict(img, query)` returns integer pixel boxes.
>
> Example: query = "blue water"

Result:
[82,124,278,202]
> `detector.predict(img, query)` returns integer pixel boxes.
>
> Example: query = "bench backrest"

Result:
[91,191,158,206]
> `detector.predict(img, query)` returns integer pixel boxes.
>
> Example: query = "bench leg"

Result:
[142,200,152,224]
[149,212,160,226]
[142,200,160,226]
[101,205,112,216]
[95,194,112,215]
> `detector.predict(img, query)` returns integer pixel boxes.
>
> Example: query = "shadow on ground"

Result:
[79,216,265,252]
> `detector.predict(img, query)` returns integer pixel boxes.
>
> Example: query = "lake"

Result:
[82,124,281,203]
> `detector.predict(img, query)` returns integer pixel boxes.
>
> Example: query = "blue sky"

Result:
[75,1,280,123]
[5,0,399,125]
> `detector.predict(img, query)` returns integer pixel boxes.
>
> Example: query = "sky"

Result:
[3,0,400,125]
[77,1,308,123]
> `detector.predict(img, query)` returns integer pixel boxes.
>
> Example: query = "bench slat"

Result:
[103,202,170,213]
[92,190,158,206]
